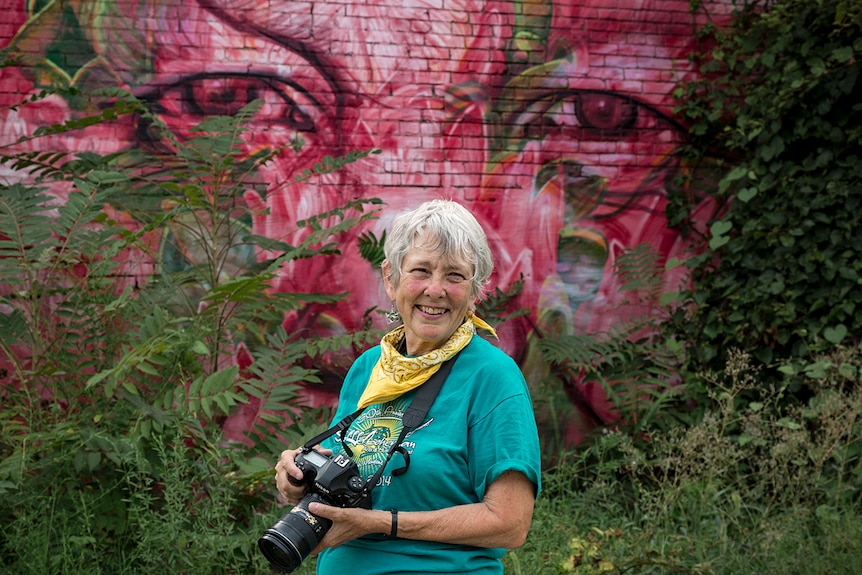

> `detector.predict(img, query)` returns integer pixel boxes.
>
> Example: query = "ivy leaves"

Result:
[672,0,862,388]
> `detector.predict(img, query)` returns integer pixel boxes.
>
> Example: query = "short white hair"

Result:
[383,199,493,298]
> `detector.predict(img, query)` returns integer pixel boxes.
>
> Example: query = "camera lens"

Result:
[258,536,300,573]
[258,493,333,573]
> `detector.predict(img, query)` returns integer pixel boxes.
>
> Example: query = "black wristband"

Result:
[388,509,398,539]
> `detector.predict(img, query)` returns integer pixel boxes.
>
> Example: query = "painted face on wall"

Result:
[477,0,729,338]
[468,0,732,443]
[0,0,733,444]
[82,0,512,389]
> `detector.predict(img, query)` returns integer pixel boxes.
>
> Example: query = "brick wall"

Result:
[0,0,734,446]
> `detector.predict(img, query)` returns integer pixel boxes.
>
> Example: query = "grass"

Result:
[506,467,862,575]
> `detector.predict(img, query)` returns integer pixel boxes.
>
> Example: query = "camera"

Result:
[258,448,370,572]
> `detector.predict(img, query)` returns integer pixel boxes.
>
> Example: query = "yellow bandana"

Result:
[357,313,498,409]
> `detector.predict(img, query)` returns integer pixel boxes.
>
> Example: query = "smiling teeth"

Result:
[418,305,445,315]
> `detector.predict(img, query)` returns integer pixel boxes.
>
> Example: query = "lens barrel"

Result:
[258,493,333,573]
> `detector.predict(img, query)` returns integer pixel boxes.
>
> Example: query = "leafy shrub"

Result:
[535,243,694,444]
[511,346,862,575]
[0,89,382,573]
[671,0,862,390]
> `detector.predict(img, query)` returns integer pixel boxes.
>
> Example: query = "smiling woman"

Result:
[274,199,542,575]
[384,243,476,357]
[380,200,494,356]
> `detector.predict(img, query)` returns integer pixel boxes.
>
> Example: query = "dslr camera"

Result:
[258,448,370,572]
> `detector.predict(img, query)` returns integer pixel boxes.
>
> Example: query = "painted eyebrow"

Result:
[192,2,351,118]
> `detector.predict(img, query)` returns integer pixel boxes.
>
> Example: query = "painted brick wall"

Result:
[0,0,734,446]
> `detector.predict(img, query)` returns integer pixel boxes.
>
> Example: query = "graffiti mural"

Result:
[0,0,732,447]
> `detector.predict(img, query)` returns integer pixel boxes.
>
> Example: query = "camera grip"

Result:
[287,457,310,487]
[287,473,304,487]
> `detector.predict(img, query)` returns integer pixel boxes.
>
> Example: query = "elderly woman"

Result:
[272,199,541,574]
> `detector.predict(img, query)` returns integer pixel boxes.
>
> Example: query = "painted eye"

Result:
[512,89,682,144]
[576,92,637,131]
[146,73,325,133]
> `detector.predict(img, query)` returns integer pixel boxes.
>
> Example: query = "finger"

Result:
[308,501,335,519]
[273,448,307,503]
[275,449,303,481]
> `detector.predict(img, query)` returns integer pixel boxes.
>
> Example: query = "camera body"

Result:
[293,448,370,508]
[258,449,370,573]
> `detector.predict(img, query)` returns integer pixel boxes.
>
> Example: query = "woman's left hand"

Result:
[307,504,390,553]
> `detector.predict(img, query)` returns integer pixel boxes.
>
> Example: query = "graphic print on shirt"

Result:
[338,396,428,487]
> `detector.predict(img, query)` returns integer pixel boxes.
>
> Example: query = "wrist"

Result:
[386,508,398,539]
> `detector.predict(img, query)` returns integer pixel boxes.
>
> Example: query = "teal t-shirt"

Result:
[316,336,542,575]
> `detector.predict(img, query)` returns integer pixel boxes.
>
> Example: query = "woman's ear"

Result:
[381,260,396,299]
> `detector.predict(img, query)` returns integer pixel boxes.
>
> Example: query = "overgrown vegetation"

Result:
[671,0,862,392]
[0,88,383,573]
[505,347,862,575]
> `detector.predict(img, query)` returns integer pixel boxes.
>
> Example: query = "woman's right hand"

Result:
[274,446,332,505]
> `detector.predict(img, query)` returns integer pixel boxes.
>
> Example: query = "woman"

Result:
[274,199,541,574]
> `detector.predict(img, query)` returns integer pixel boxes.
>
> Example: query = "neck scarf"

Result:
[356,312,498,409]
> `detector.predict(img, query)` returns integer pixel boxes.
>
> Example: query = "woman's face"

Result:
[384,235,476,356]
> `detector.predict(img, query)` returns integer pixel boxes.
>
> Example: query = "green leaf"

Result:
[202,366,239,395]
[137,362,160,376]
[708,220,732,249]
[776,418,802,431]
[659,291,681,306]
[823,324,847,344]
[737,187,758,202]
[190,340,210,355]
[803,360,832,379]
[718,165,748,194]
[777,364,797,376]
[711,220,732,237]
[806,56,825,76]
[189,375,203,397]
[760,136,785,161]
[832,46,854,62]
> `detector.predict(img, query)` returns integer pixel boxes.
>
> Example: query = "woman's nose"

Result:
[424,274,447,297]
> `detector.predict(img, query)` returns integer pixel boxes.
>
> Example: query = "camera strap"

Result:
[300,351,458,499]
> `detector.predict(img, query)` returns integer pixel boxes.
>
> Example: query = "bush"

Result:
[671,0,862,389]
[0,90,382,573]
[509,346,862,575]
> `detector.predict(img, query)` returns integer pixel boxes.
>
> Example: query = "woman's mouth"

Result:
[417,305,447,316]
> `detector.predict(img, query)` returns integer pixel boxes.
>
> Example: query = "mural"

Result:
[0,0,732,448]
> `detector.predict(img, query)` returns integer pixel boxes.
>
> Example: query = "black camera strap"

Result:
[300,352,457,499]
